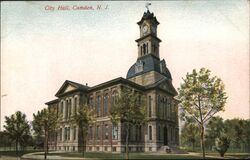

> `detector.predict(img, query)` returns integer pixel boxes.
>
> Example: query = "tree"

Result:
[205,116,224,150]
[71,104,95,158]
[181,118,199,151]
[110,87,147,159]
[214,134,230,157]
[224,118,249,152]
[0,131,13,150]
[178,68,227,159]
[4,111,30,156]
[32,108,59,159]
[243,120,250,153]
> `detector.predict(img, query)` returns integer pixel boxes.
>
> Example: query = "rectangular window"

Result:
[135,126,138,141]
[167,100,171,119]
[139,125,141,141]
[149,126,152,140]
[73,126,76,140]
[157,96,160,117]
[105,124,109,139]
[96,126,100,139]
[64,127,67,141]
[60,128,62,141]
[148,96,152,117]
[112,124,118,140]
[158,126,161,140]
[68,127,71,140]
[89,126,92,139]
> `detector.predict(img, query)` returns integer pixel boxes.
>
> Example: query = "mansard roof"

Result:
[126,54,172,79]
[137,10,160,25]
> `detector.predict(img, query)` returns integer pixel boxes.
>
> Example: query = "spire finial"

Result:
[145,3,151,11]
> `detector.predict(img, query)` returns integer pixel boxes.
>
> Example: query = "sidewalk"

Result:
[21,151,85,160]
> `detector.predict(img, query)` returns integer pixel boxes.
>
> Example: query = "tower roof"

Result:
[126,54,172,80]
[137,10,160,25]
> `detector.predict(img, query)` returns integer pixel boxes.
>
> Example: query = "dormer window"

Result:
[135,60,144,74]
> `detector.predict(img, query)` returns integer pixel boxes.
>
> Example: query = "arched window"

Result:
[143,43,146,55]
[68,99,71,118]
[65,100,68,119]
[60,101,63,114]
[74,97,77,115]
[146,43,148,53]
[140,46,143,56]
[111,91,118,108]
[97,96,101,116]
[104,94,109,116]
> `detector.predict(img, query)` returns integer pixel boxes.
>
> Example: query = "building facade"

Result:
[46,10,179,152]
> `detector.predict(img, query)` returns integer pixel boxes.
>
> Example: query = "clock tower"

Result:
[136,10,161,59]
[127,9,174,87]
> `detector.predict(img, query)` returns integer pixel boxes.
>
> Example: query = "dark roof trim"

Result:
[45,99,59,105]
[145,78,178,96]
[55,80,89,97]
[137,11,160,25]
[89,77,145,92]
[135,34,162,43]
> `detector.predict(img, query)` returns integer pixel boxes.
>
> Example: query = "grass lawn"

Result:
[0,150,42,158]
[33,151,250,159]
[1,150,249,159]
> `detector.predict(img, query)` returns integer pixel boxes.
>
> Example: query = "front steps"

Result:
[158,145,187,154]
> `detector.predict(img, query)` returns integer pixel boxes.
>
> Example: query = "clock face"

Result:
[142,25,148,33]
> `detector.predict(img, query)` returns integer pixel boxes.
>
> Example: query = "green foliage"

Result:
[224,118,250,152]
[0,131,12,147]
[178,68,227,159]
[4,111,30,155]
[110,87,147,159]
[110,87,147,126]
[181,118,200,151]
[71,104,95,157]
[205,116,224,149]
[32,108,59,159]
[214,134,231,157]
[32,108,59,136]
[178,68,227,124]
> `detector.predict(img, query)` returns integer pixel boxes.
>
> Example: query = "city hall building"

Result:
[46,10,179,152]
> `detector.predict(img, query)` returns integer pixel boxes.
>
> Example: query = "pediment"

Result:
[55,80,88,97]
[64,84,77,93]
[147,78,178,96]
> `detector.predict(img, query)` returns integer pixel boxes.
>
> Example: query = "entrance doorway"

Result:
[164,126,168,145]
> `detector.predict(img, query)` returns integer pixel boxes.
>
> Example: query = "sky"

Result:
[1,1,249,130]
